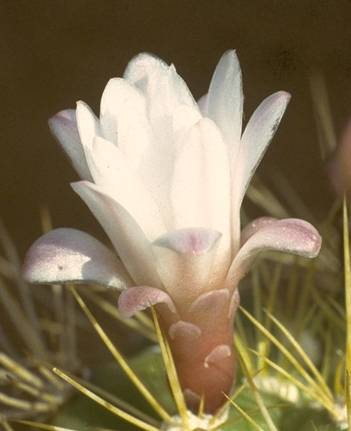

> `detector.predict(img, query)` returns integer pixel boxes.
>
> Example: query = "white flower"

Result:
[23,51,321,413]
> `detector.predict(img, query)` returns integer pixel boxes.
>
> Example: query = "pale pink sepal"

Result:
[48,110,92,181]
[118,286,176,318]
[204,344,232,368]
[189,289,230,315]
[169,321,202,340]
[22,228,130,289]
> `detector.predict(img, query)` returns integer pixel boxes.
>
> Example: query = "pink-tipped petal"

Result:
[23,228,130,289]
[118,286,176,318]
[240,217,277,245]
[207,50,243,159]
[72,181,162,287]
[154,228,221,255]
[153,228,222,303]
[48,110,92,181]
[227,218,322,287]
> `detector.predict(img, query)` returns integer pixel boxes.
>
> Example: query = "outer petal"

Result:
[197,94,208,116]
[118,286,176,317]
[48,110,92,180]
[76,101,100,152]
[231,91,290,249]
[207,50,243,159]
[85,136,165,240]
[72,181,162,287]
[99,78,151,170]
[233,91,291,208]
[240,217,277,245]
[153,228,222,305]
[23,228,130,289]
[226,218,321,288]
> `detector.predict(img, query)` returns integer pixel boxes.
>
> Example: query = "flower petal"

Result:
[171,118,231,233]
[171,118,232,278]
[124,53,196,116]
[197,94,208,116]
[234,91,291,208]
[72,181,162,287]
[23,228,130,289]
[153,228,222,304]
[99,78,151,169]
[231,91,290,250]
[226,218,321,287]
[118,286,176,317]
[48,110,92,180]
[85,136,165,240]
[76,101,100,152]
[154,228,221,255]
[240,217,277,245]
[123,52,169,94]
[207,50,243,159]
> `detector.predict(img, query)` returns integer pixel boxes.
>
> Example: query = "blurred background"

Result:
[1,0,351,255]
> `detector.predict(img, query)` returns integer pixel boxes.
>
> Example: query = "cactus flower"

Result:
[23,51,321,413]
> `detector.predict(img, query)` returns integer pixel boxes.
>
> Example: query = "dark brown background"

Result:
[1,0,350,255]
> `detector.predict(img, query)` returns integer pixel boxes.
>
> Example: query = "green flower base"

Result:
[54,347,339,431]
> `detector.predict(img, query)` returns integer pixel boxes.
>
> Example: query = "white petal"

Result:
[226,218,321,288]
[124,53,196,111]
[76,101,100,151]
[72,181,162,287]
[124,52,169,93]
[85,136,165,240]
[23,228,129,289]
[171,118,231,234]
[207,50,243,159]
[153,228,221,304]
[118,286,176,318]
[124,53,197,133]
[197,94,208,116]
[48,110,92,180]
[99,78,151,169]
[172,104,202,137]
[234,91,291,208]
